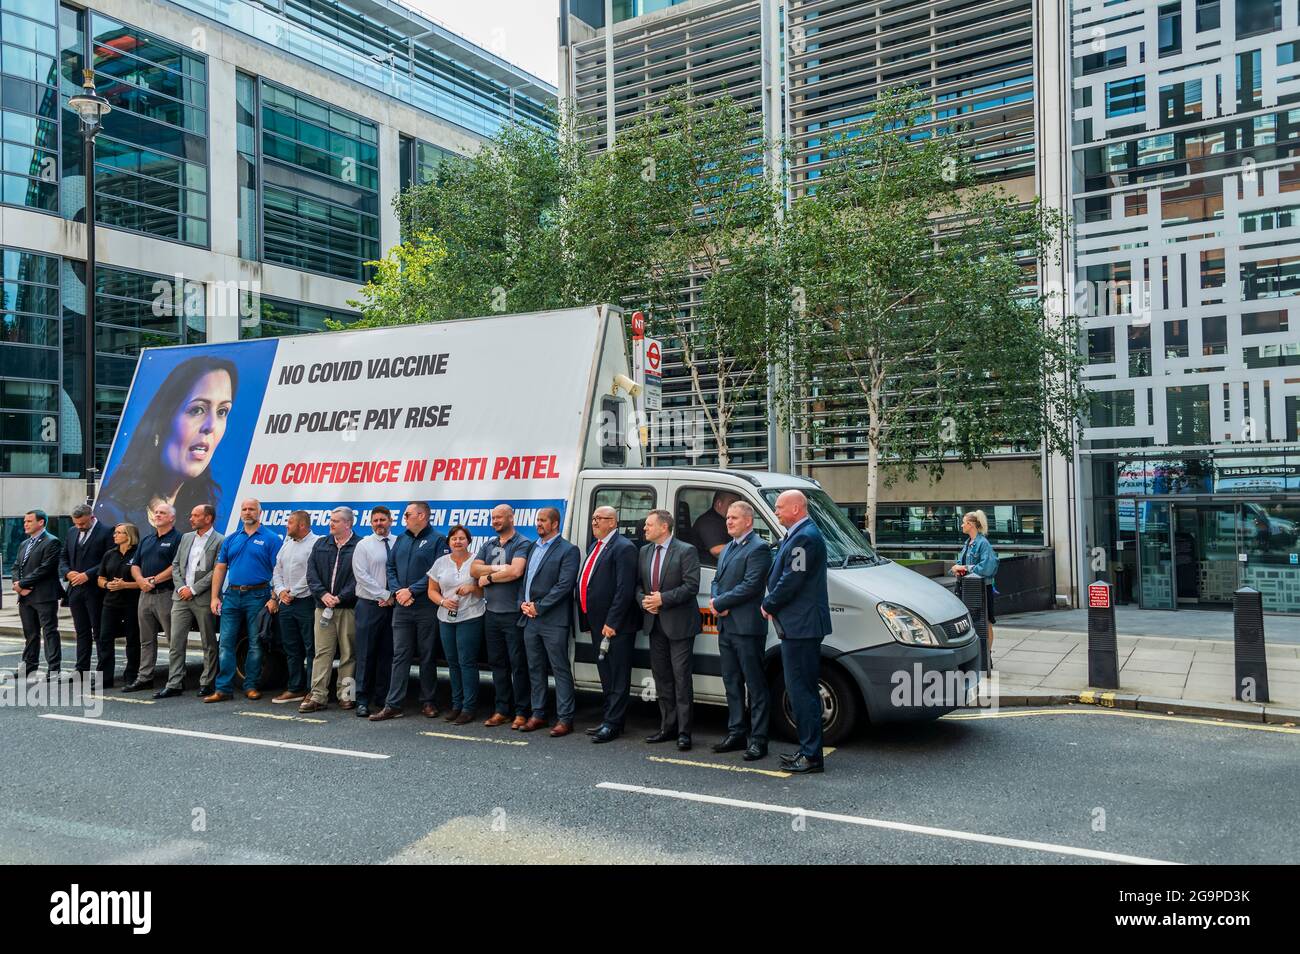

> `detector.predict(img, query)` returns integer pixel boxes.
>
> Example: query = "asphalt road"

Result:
[2,637,1297,865]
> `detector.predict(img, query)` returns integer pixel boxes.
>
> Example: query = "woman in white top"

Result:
[427,525,485,724]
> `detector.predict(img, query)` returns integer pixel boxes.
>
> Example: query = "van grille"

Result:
[939,615,975,644]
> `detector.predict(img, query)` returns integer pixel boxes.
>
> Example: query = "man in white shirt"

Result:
[268,510,322,704]
[352,505,396,719]
[158,504,223,699]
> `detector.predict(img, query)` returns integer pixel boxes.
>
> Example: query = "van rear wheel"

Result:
[768,663,859,747]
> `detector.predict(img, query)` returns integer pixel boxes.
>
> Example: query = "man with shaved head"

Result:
[577,504,639,743]
[762,489,832,774]
[206,498,281,702]
[471,503,533,728]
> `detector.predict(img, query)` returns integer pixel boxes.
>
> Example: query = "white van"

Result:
[100,305,978,742]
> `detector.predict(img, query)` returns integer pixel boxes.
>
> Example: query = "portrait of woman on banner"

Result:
[96,356,239,531]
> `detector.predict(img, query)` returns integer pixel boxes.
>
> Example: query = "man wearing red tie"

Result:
[576,505,639,743]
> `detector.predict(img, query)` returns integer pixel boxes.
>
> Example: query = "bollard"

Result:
[1233,586,1269,703]
[1086,579,1119,690]
[958,573,990,674]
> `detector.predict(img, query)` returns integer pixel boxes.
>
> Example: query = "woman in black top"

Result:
[98,524,141,689]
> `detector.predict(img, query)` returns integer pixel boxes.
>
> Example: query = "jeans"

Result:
[277,599,315,693]
[441,614,484,712]
[780,637,824,758]
[354,598,393,707]
[217,585,269,694]
[484,610,529,717]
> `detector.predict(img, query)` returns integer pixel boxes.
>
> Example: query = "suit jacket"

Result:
[15,531,62,604]
[517,536,580,629]
[171,530,224,602]
[761,518,832,640]
[576,532,638,635]
[710,532,773,637]
[636,537,701,640]
[59,521,113,597]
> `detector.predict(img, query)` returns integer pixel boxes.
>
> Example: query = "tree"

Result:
[338,232,447,329]
[782,86,1086,544]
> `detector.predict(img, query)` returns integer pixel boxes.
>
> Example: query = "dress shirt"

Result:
[354,532,393,602]
[272,532,322,598]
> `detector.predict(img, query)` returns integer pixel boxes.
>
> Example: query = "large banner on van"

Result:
[95,310,602,544]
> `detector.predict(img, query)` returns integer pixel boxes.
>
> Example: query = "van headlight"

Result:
[876,602,941,646]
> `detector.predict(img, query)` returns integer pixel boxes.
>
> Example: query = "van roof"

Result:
[589,468,820,491]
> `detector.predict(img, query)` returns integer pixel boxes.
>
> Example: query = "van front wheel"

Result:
[768,662,860,747]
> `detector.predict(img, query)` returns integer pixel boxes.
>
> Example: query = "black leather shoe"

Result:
[356,704,371,718]
[779,751,799,765]
[784,755,824,774]
[676,733,692,751]
[585,726,600,736]
[122,680,151,693]
[153,686,183,699]
[591,725,619,744]
[712,734,748,753]
[644,730,675,743]
[197,686,213,698]
[743,742,768,761]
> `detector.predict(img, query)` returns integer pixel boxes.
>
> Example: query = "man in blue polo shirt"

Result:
[205,498,282,703]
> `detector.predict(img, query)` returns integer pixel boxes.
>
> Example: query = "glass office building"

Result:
[0,0,554,554]
[1070,0,1300,612]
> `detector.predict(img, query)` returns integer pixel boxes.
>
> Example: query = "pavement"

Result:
[4,601,1298,725]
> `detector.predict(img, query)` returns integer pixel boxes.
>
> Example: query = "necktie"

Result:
[22,536,36,565]
[651,544,662,592]
[579,539,604,613]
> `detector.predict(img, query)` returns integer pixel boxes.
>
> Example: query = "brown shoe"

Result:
[452,711,474,725]
[443,709,461,722]
[272,691,305,704]
[202,691,231,704]
[421,703,440,719]
[520,716,548,732]
[510,715,527,730]
[549,722,573,738]
[339,700,356,710]
[368,706,403,722]
[299,698,327,713]
[245,689,262,700]
[483,713,510,727]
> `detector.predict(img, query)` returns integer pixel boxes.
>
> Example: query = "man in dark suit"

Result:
[637,509,701,750]
[518,507,581,736]
[577,505,639,743]
[709,500,774,761]
[14,509,63,677]
[60,503,112,678]
[761,490,832,775]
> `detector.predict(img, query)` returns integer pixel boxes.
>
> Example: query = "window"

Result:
[1237,50,1262,111]
[1241,309,1288,334]
[0,0,60,213]
[1165,319,1189,358]
[1106,78,1145,117]
[673,486,775,567]
[1081,46,1126,75]
[0,246,59,475]
[1166,385,1211,445]
[1235,0,1281,38]
[1241,255,1300,299]
[590,486,656,545]
[871,503,1045,547]
[258,80,379,281]
[1159,79,1202,127]
[1129,324,1152,376]
[1158,4,1182,57]
[1201,316,1227,355]
[1087,327,1115,364]
[236,71,257,259]
[74,12,211,245]
[240,296,357,339]
[598,395,625,467]
[1089,390,1136,428]
[1195,0,1220,32]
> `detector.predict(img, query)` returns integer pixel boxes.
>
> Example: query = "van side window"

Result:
[674,487,775,566]
[591,487,656,545]
[599,396,626,467]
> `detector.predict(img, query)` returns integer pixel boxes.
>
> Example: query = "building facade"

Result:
[560,0,1072,599]
[1066,0,1300,612]
[0,0,553,560]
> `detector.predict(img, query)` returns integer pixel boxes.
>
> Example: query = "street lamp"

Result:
[68,68,110,505]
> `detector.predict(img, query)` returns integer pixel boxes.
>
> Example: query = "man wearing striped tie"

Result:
[576,505,638,744]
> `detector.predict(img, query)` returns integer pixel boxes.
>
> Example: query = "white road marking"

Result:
[39,714,389,760]
[596,782,1181,865]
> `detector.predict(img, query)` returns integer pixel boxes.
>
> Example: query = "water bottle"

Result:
[598,635,611,661]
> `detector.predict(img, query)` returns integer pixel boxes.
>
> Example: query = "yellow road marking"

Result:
[89,693,156,705]
[238,710,327,725]
[420,730,528,747]
[647,755,792,779]
[944,707,1300,734]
